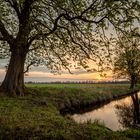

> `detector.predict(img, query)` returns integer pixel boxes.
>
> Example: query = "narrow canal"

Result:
[72,92,140,131]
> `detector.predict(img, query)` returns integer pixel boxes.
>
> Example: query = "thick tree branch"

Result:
[64,13,107,24]
[0,20,14,44]
[27,0,108,47]
[28,11,106,48]
[27,0,107,45]
[28,13,66,47]
[21,0,37,14]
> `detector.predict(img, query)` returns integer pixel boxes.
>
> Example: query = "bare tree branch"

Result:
[64,14,107,24]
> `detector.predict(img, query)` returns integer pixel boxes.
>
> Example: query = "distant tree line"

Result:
[25,80,129,84]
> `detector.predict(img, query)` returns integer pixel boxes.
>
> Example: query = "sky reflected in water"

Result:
[72,92,140,131]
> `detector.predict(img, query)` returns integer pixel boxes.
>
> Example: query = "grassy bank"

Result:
[27,84,138,114]
[0,84,140,139]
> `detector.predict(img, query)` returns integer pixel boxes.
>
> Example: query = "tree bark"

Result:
[130,80,135,90]
[130,75,137,90]
[0,48,27,96]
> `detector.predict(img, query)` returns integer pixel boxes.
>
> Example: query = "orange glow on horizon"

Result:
[26,70,113,81]
[0,66,113,82]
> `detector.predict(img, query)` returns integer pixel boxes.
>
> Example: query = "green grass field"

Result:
[26,83,135,112]
[0,83,140,139]
[27,83,134,96]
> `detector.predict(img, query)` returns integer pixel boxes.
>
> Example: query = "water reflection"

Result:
[115,93,140,128]
[72,92,140,131]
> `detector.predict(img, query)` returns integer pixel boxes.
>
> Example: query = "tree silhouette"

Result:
[113,31,140,89]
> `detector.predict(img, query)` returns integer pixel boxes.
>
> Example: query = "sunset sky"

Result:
[0,59,113,82]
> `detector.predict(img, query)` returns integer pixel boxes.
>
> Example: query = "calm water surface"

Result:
[72,92,140,131]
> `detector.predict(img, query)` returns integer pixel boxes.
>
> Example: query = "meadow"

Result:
[0,83,140,139]
[27,83,136,113]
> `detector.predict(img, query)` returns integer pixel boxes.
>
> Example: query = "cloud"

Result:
[26,70,100,81]
[0,68,113,82]
[0,60,113,82]
[29,66,97,75]
[73,69,97,75]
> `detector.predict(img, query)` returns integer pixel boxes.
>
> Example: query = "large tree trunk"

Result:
[0,48,27,96]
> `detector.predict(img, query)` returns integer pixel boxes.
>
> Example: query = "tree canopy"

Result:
[0,0,140,95]
[113,31,140,89]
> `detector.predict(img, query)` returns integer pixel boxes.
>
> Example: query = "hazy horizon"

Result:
[0,59,114,83]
